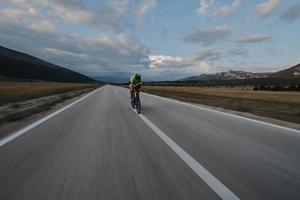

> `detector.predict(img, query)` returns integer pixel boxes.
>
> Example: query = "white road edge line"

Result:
[142,92,300,134]
[137,112,240,200]
[0,87,102,147]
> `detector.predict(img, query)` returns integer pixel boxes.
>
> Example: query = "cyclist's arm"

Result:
[134,82,142,87]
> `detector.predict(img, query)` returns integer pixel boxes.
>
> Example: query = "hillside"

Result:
[146,64,300,87]
[269,63,300,79]
[0,46,95,83]
[180,70,271,81]
[180,64,300,82]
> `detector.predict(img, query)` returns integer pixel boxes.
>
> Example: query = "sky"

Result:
[0,0,299,81]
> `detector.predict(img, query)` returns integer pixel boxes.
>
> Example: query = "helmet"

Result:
[135,73,141,80]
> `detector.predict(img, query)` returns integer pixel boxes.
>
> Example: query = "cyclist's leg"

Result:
[129,84,134,100]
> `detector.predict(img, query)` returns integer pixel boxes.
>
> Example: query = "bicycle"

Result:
[131,88,141,114]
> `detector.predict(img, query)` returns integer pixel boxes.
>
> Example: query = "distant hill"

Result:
[143,63,300,87]
[179,64,300,82]
[179,70,271,81]
[0,46,95,83]
[269,63,300,79]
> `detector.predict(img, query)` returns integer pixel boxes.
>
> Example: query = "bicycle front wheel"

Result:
[136,100,141,114]
[136,95,141,114]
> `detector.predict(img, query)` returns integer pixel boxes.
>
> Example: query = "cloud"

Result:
[92,0,156,31]
[30,20,55,32]
[0,0,160,77]
[147,54,216,79]
[0,4,38,21]
[1,0,275,80]
[0,8,25,20]
[28,7,37,15]
[6,0,128,29]
[237,34,272,43]
[9,0,47,8]
[92,0,131,31]
[212,0,242,17]
[147,49,225,79]
[4,0,91,24]
[193,48,221,61]
[198,0,213,15]
[134,0,156,23]
[2,0,154,34]
[256,0,282,18]
[182,26,232,46]
[280,3,300,23]
[50,3,91,23]
[45,48,89,59]
[42,0,92,24]
[148,55,183,69]
[61,11,91,23]
[227,48,248,57]
[0,19,150,76]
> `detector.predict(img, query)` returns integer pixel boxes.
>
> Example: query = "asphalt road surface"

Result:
[0,85,300,200]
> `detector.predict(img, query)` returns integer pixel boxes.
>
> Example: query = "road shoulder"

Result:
[0,88,99,140]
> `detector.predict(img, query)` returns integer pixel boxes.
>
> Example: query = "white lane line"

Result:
[142,92,300,134]
[0,87,102,147]
[137,113,240,200]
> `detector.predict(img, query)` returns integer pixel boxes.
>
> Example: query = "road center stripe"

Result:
[137,113,240,200]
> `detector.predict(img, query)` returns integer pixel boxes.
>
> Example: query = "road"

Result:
[0,85,300,200]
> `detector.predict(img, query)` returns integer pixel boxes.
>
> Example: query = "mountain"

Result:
[179,70,271,81]
[0,46,95,83]
[269,63,300,79]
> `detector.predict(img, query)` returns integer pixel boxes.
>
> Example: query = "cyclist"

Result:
[129,73,142,102]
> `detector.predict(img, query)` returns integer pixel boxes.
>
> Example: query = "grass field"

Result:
[0,81,100,106]
[143,86,300,124]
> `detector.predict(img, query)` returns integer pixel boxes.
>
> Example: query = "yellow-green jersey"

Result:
[129,75,142,84]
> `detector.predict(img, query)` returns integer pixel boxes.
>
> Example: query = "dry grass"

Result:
[0,81,100,106]
[0,88,93,124]
[144,86,300,104]
[143,86,300,124]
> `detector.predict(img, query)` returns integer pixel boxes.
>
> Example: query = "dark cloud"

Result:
[182,26,232,46]
[280,3,300,22]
